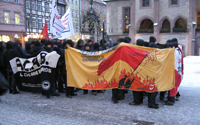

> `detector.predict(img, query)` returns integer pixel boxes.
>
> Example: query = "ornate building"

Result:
[80,0,106,42]
[0,0,25,46]
[65,0,81,42]
[25,0,67,41]
[105,0,200,56]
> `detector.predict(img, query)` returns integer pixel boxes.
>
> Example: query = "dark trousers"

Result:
[63,73,74,96]
[112,89,118,101]
[168,91,175,103]
[160,91,166,100]
[12,74,18,92]
[176,91,180,97]
[6,71,12,92]
[148,92,158,106]
[133,91,143,104]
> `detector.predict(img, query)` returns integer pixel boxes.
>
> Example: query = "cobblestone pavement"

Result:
[0,56,200,125]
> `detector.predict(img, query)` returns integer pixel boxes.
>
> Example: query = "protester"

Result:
[9,41,22,94]
[100,39,107,50]
[148,36,159,109]
[164,38,180,105]
[113,42,118,47]
[129,39,145,106]
[25,41,31,53]
[87,39,93,51]
[29,40,41,54]
[159,40,172,101]
[83,43,90,95]
[2,41,13,93]
[53,41,64,93]
[124,37,131,43]
[76,39,84,50]
[117,38,124,44]
[0,41,6,78]
[62,40,77,98]
[105,43,110,50]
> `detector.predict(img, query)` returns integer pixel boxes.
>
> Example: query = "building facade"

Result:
[65,0,81,42]
[25,0,67,42]
[80,0,106,42]
[105,0,198,56]
[0,0,25,46]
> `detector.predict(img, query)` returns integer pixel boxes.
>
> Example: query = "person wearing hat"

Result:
[129,39,145,106]
[53,41,64,93]
[148,36,159,109]
[62,40,77,98]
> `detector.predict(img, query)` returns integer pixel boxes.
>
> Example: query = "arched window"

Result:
[160,19,170,33]
[138,19,153,33]
[173,18,187,32]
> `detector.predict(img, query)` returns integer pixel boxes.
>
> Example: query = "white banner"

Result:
[59,7,75,39]
[50,0,64,38]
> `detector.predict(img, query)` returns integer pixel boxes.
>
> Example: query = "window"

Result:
[76,23,79,32]
[3,0,9,2]
[83,0,87,10]
[67,0,70,3]
[96,4,100,14]
[38,19,42,29]
[142,0,149,7]
[160,19,170,32]
[32,0,36,10]
[14,0,19,4]
[171,0,177,5]
[72,9,74,18]
[140,19,153,29]
[45,3,49,12]
[0,35,11,42]
[173,18,187,32]
[75,0,78,5]
[174,18,186,28]
[75,10,78,18]
[71,0,74,4]
[15,13,20,25]
[124,8,130,32]
[32,20,36,28]
[4,12,10,24]
[38,2,42,11]
[103,6,106,15]
[138,19,154,33]
[197,17,200,28]
[26,0,30,8]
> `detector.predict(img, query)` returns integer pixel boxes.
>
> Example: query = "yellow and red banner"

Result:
[65,43,175,92]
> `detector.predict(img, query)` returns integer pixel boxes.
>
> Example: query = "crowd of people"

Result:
[0,36,182,109]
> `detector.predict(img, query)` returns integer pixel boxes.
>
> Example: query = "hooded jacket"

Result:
[0,42,5,67]
[29,41,41,54]
[76,39,84,50]
[3,41,13,70]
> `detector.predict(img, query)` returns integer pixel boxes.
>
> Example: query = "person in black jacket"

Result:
[2,41,13,93]
[9,41,22,94]
[87,39,93,51]
[53,41,64,93]
[76,39,84,50]
[29,40,41,54]
[129,39,145,106]
[62,40,77,98]
[83,43,90,94]
[0,41,6,78]
[148,36,159,109]
[25,41,31,54]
